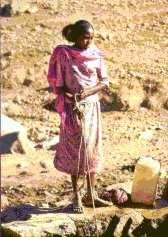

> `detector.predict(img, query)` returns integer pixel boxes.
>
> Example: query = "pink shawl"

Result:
[47,44,103,122]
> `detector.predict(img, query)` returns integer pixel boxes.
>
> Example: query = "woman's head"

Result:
[62,20,94,50]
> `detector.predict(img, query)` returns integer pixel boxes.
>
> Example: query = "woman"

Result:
[47,20,112,213]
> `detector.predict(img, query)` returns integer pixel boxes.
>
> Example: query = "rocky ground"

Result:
[1,0,168,236]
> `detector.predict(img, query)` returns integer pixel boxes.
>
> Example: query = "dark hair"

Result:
[62,20,94,43]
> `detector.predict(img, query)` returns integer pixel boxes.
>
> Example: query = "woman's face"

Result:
[75,28,94,50]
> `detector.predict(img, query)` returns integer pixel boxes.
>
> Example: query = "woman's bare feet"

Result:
[82,191,113,207]
[73,191,84,213]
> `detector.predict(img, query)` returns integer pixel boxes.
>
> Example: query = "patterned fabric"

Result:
[47,44,109,175]
[54,101,103,175]
[47,44,109,114]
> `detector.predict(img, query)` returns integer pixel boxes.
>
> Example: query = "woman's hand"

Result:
[78,89,91,100]
[56,87,74,102]
[65,92,75,102]
[77,83,107,101]
[57,83,107,102]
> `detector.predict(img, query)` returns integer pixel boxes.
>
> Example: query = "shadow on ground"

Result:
[1,203,75,224]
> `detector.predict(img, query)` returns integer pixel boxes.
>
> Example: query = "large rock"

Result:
[1,195,9,211]
[1,203,144,237]
[0,1,12,16]
[120,81,144,111]
[2,201,168,237]
[12,66,27,84]
[100,79,144,112]
[1,205,76,236]
[1,114,35,154]
[0,1,39,16]
[35,135,60,150]
[141,96,166,111]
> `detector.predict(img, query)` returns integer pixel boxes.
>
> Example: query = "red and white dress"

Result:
[47,44,109,175]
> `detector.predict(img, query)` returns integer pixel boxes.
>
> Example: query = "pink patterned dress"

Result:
[47,44,109,175]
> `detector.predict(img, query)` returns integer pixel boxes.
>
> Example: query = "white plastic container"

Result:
[131,156,161,205]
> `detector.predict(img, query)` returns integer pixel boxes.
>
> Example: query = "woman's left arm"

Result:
[79,57,109,100]
[79,82,107,100]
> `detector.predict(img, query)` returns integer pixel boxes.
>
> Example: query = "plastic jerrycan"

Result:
[131,156,161,205]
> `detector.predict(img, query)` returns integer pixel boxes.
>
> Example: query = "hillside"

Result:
[1,1,168,232]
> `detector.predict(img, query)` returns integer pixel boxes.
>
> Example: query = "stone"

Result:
[35,25,42,31]
[39,2,53,10]
[139,129,153,139]
[2,51,13,57]
[128,70,136,77]
[1,102,23,116]
[95,32,106,40]
[1,197,168,237]
[0,3,12,16]
[106,34,114,40]
[13,95,22,104]
[1,114,35,154]
[150,138,159,145]
[24,6,38,14]
[1,195,9,210]
[155,124,163,130]
[37,132,47,141]
[39,161,47,169]
[150,95,163,110]
[0,59,9,70]
[44,191,55,197]
[141,96,164,111]
[136,73,144,80]
[13,66,27,84]
[120,84,144,111]
[23,79,33,87]
[160,169,167,179]
[162,180,168,199]
[41,203,50,208]
[41,135,60,149]
[10,2,35,14]
[16,161,28,168]
[27,68,35,76]
[2,206,76,236]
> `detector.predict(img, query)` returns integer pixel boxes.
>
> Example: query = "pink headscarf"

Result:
[47,44,103,122]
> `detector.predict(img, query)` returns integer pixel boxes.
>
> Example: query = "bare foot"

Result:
[73,192,84,213]
[83,191,113,207]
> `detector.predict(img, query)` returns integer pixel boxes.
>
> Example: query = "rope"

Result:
[52,94,98,236]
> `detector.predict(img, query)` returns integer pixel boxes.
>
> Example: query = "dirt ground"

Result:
[1,0,168,210]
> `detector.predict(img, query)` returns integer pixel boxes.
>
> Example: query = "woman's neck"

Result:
[73,44,84,50]
[73,44,92,51]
